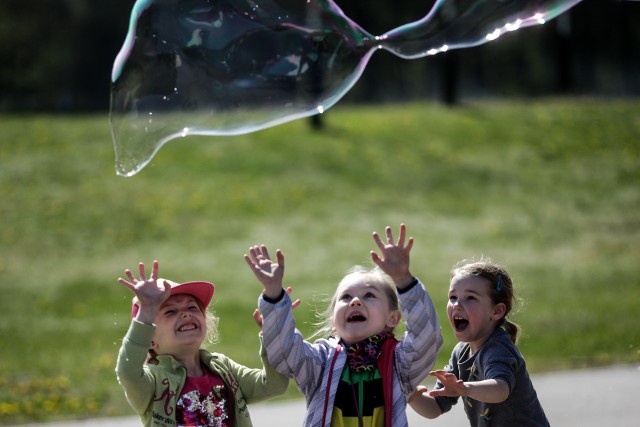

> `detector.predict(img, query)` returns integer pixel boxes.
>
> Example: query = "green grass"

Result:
[1,99,639,424]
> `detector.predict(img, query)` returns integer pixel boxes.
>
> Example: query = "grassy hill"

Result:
[1,99,638,424]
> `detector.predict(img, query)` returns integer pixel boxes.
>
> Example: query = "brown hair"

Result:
[452,259,521,343]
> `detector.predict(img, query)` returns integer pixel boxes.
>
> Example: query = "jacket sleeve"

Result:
[115,320,157,413]
[258,292,330,396]
[213,337,290,404]
[394,279,444,395]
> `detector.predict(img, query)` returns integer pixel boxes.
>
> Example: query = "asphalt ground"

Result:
[15,364,639,427]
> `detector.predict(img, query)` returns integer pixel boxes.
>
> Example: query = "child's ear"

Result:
[387,311,402,329]
[150,340,158,350]
[491,303,507,321]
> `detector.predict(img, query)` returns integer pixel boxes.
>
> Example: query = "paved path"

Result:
[16,364,639,427]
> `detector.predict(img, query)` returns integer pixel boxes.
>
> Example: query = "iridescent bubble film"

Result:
[110,0,583,176]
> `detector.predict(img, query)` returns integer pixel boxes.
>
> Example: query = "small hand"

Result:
[244,244,285,299]
[370,223,414,288]
[428,370,468,397]
[407,385,430,403]
[253,287,300,327]
[118,260,171,321]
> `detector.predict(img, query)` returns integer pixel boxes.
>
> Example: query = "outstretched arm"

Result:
[116,260,168,412]
[118,259,170,324]
[249,248,328,396]
[429,370,509,404]
[380,224,443,393]
[370,223,414,289]
[244,245,285,300]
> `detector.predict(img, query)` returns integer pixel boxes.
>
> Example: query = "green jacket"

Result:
[116,320,289,427]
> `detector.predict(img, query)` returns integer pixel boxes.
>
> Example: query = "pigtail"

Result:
[500,317,521,344]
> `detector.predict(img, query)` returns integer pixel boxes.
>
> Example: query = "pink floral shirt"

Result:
[177,369,232,427]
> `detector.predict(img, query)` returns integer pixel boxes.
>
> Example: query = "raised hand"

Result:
[244,245,285,300]
[370,223,414,288]
[428,370,468,398]
[118,260,171,322]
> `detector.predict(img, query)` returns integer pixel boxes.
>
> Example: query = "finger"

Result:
[276,249,284,267]
[284,287,300,309]
[408,386,429,403]
[385,226,394,243]
[428,389,446,398]
[260,244,271,260]
[254,247,267,262]
[248,246,259,260]
[160,279,172,293]
[429,370,447,381]
[118,278,135,290]
[252,309,263,327]
[125,269,136,283]
[370,251,382,267]
[405,236,414,253]
[397,223,406,247]
[372,232,385,250]
[150,260,159,280]
[243,254,254,267]
[252,246,264,263]
[431,374,447,383]
[244,255,263,275]
[439,373,456,383]
[138,262,147,281]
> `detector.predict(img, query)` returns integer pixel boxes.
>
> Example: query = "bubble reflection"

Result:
[110,0,583,176]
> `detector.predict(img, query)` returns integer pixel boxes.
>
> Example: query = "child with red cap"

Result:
[115,260,288,427]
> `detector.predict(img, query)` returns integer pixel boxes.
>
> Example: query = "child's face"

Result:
[332,277,400,346]
[447,275,505,352]
[152,294,207,355]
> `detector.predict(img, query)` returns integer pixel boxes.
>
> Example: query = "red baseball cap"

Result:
[131,279,215,318]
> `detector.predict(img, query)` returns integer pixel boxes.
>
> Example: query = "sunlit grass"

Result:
[1,99,639,424]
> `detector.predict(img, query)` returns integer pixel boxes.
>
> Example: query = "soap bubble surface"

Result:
[110,0,583,176]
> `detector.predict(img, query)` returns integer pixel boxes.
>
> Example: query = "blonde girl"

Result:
[245,224,443,427]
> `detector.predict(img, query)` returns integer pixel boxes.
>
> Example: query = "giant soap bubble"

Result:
[110,0,583,176]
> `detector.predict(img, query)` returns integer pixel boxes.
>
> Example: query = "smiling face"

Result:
[332,274,401,346]
[152,294,207,355]
[447,274,506,353]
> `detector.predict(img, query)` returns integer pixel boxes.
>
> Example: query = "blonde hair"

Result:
[204,306,220,345]
[452,259,521,343]
[312,265,399,340]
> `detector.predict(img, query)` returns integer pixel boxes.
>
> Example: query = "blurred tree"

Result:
[0,1,71,110]
[0,0,132,111]
[0,0,638,112]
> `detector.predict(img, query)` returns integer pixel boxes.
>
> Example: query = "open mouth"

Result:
[347,312,366,323]
[453,316,469,332]
[177,323,198,332]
